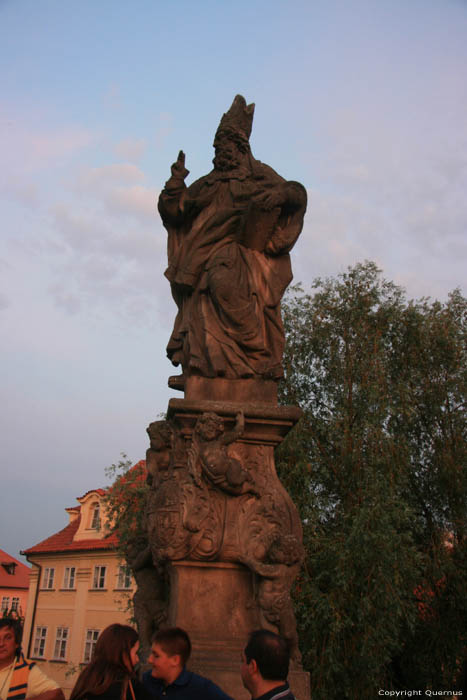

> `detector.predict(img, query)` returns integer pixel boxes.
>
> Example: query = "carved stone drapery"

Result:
[159,95,306,389]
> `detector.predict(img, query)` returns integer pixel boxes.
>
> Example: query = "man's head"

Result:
[148,628,191,685]
[0,619,22,669]
[241,630,290,694]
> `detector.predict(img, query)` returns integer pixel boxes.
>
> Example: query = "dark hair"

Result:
[244,630,290,681]
[0,618,23,646]
[151,627,191,667]
[70,624,138,700]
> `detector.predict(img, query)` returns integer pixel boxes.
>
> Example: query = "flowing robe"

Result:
[158,156,307,380]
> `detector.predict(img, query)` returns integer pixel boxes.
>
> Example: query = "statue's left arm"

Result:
[263,180,307,256]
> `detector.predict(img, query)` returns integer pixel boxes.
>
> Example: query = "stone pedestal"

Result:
[157,398,310,699]
[167,560,310,700]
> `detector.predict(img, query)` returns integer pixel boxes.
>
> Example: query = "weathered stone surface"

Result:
[143,95,310,697]
[166,561,310,700]
[146,400,304,663]
[167,398,303,444]
[160,94,307,388]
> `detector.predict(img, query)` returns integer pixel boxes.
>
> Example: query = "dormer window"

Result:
[2,562,17,575]
[90,502,101,531]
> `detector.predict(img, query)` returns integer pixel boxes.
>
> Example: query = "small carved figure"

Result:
[126,539,168,662]
[158,95,307,384]
[191,411,258,496]
[240,530,304,663]
[146,420,173,487]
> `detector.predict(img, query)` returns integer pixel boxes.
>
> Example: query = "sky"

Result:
[1,0,466,561]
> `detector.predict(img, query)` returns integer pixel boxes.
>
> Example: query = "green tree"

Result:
[276,262,466,698]
[104,454,149,567]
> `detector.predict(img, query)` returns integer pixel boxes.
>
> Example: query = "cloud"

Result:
[106,184,157,220]
[43,175,167,325]
[103,83,122,110]
[0,178,38,207]
[1,118,93,174]
[0,292,10,310]
[77,163,146,187]
[72,161,159,223]
[113,138,147,162]
[155,112,173,149]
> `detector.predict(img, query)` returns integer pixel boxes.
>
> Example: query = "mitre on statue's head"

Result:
[215,94,255,144]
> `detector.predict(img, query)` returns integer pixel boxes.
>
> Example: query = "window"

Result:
[2,562,17,575]
[1,596,10,611]
[116,565,132,590]
[92,565,106,589]
[42,567,55,589]
[83,629,100,663]
[33,627,47,658]
[11,597,19,612]
[90,502,101,530]
[63,566,76,589]
[53,627,69,660]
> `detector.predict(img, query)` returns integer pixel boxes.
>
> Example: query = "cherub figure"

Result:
[240,529,304,663]
[126,538,168,662]
[190,411,258,496]
[146,420,173,487]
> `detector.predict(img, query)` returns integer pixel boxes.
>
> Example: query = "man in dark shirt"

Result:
[142,627,232,700]
[240,630,295,700]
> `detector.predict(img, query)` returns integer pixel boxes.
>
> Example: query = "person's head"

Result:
[148,628,191,685]
[0,618,22,668]
[242,630,290,692]
[70,624,139,700]
[93,624,139,671]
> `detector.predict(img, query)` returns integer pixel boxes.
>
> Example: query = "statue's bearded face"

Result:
[213,137,243,171]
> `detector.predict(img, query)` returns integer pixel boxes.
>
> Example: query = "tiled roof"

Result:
[78,487,107,500]
[22,511,119,555]
[0,549,30,589]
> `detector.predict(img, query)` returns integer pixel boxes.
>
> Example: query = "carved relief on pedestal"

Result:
[189,411,259,497]
[145,409,304,659]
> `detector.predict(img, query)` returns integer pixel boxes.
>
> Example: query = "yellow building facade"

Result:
[22,488,135,696]
[0,549,30,617]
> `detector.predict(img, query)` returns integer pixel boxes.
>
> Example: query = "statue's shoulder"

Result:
[187,171,216,194]
[251,159,286,185]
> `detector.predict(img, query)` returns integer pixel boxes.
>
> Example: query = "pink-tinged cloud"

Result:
[29,129,93,162]
[1,118,94,173]
[1,179,38,207]
[107,184,157,219]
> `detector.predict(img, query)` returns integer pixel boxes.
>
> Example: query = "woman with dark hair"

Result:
[70,625,151,700]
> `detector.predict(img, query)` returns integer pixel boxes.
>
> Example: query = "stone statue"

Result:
[158,95,307,387]
[126,538,168,662]
[144,96,310,698]
[146,419,173,487]
[189,411,258,497]
[240,532,304,663]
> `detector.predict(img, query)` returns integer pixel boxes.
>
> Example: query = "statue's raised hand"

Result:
[170,150,189,180]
